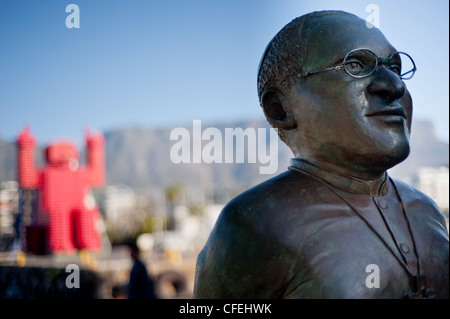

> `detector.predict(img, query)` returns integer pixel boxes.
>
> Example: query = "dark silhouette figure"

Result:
[127,243,157,299]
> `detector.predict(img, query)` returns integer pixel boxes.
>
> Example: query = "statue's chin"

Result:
[352,142,411,177]
[308,140,411,179]
[384,144,411,169]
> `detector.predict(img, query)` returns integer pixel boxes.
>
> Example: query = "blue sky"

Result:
[0,0,448,148]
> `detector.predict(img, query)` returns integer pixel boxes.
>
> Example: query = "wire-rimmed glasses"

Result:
[298,49,417,80]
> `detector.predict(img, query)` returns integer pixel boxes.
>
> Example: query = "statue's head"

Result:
[46,142,79,169]
[258,10,415,179]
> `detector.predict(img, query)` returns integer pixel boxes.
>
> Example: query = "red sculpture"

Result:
[17,127,105,254]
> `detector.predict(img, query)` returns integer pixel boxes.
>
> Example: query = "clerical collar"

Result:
[289,158,388,197]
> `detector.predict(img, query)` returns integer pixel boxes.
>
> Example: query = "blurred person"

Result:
[127,242,157,299]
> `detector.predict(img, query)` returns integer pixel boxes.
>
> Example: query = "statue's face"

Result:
[287,14,413,177]
[46,142,78,166]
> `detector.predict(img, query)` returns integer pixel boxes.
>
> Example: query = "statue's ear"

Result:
[261,89,297,130]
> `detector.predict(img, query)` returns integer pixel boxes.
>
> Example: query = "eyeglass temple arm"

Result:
[400,69,416,77]
[298,65,344,78]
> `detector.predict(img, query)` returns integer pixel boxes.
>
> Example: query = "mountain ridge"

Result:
[0,119,447,204]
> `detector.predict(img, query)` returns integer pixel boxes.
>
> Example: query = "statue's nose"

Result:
[367,66,406,103]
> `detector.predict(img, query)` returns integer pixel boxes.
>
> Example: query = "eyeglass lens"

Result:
[343,49,415,79]
[344,50,378,77]
[396,52,415,79]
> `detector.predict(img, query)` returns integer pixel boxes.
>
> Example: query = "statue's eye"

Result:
[345,60,365,75]
[390,64,402,76]
[349,62,363,70]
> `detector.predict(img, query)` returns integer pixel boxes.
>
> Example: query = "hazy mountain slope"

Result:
[0,119,447,204]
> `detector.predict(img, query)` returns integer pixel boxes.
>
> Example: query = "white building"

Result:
[98,184,136,226]
[0,181,19,238]
[412,166,449,212]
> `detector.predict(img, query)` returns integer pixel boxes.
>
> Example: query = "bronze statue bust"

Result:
[194,10,449,298]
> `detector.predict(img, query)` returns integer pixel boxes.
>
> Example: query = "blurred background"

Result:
[0,0,448,299]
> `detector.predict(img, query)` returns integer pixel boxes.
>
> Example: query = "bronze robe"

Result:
[194,159,449,298]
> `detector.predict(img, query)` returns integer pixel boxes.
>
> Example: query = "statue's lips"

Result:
[365,107,407,121]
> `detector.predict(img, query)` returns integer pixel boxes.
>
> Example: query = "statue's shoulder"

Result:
[217,169,323,233]
[391,177,440,209]
[224,168,316,208]
[390,177,446,225]
[194,170,308,298]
